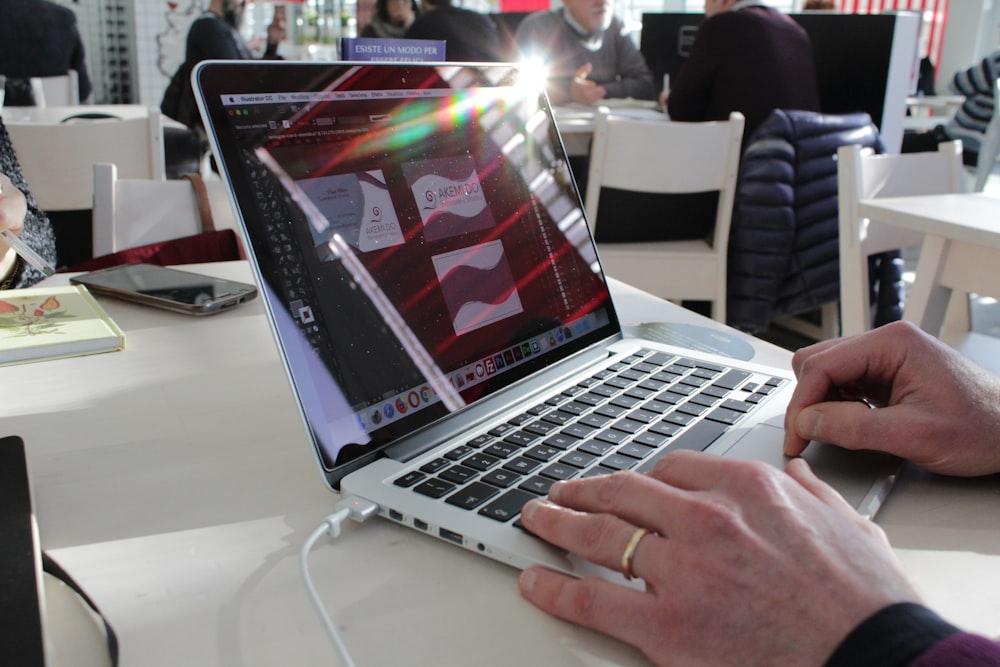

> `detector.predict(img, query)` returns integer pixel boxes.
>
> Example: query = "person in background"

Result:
[519,321,1000,666]
[361,0,419,39]
[665,0,820,143]
[404,0,503,63]
[923,47,1000,164]
[0,0,92,105]
[802,0,836,9]
[0,121,57,289]
[186,0,286,64]
[514,0,656,106]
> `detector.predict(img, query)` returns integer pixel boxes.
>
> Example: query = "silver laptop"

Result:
[193,61,898,580]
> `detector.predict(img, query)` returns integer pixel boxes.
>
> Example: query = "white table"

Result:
[5,262,999,666]
[858,192,1000,339]
[554,102,664,157]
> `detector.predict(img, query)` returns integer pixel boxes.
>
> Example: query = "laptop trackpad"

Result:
[721,420,900,517]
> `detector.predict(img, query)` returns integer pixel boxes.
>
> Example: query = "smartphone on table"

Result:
[70,263,258,316]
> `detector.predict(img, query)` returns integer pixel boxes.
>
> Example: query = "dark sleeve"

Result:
[68,18,92,101]
[825,603,962,667]
[666,18,722,122]
[911,632,1000,667]
[600,27,655,101]
[0,121,57,287]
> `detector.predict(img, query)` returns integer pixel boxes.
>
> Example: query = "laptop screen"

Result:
[196,62,618,484]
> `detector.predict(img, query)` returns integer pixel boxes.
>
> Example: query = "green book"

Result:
[0,284,125,366]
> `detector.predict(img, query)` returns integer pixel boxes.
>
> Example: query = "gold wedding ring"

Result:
[621,527,651,581]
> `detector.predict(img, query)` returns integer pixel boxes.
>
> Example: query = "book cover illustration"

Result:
[0,285,125,365]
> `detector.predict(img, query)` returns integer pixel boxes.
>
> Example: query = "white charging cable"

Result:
[300,496,379,666]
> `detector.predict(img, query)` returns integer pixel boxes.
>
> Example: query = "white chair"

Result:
[583,110,745,322]
[971,77,1000,193]
[6,111,165,211]
[28,70,80,107]
[92,163,238,257]
[837,140,965,336]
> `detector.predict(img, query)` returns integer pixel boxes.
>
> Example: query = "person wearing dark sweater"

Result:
[514,0,655,106]
[185,0,285,63]
[404,0,503,63]
[0,120,57,288]
[0,0,92,104]
[518,321,1000,667]
[666,0,820,143]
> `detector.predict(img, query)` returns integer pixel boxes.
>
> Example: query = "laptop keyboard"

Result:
[392,348,786,524]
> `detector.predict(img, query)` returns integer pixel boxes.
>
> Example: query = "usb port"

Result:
[413,518,429,531]
[439,528,463,545]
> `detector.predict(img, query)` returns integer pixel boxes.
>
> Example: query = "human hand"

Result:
[0,173,28,237]
[784,321,1000,476]
[267,15,287,44]
[518,452,920,666]
[570,63,606,105]
[657,88,669,108]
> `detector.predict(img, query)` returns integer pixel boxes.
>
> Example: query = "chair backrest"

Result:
[837,139,964,335]
[29,71,80,107]
[584,109,745,252]
[92,163,238,256]
[973,77,1000,192]
[6,111,165,211]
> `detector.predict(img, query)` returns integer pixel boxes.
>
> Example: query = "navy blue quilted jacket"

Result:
[726,109,893,334]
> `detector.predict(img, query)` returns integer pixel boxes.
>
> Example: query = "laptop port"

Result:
[439,528,463,545]
[388,509,403,522]
[414,518,429,531]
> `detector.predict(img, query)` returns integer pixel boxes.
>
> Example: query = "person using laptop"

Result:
[518,320,1000,666]
[514,0,656,106]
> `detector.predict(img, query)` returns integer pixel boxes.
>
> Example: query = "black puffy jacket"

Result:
[725,109,898,334]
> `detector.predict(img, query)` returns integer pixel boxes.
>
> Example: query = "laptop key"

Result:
[445,481,499,509]
[600,454,637,471]
[481,469,522,489]
[420,458,450,474]
[713,369,752,390]
[519,475,555,495]
[464,453,502,471]
[467,434,494,448]
[539,462,579,481]
[484,442,520,459]
[543,433,578,450]
[439,465,478,484]
[525,444,561,461]
[636,420,730,473]
[444,445,473,461]
[706,407,744,426]
[414,478,455,498]
[479,489,537,522]
[578,439,615,456]
[560,451,597,469]
[504,456,542,475]
[394,470,426,487]
[582,466,615,478]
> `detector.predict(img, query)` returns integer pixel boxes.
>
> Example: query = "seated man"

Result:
[405,0,503,63]
[514,0,656,106]
[0,0,92,105]
[905,47,1000,164]
[666,0,820,144]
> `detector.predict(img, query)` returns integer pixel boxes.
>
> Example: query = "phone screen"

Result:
[71,264,258,314]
